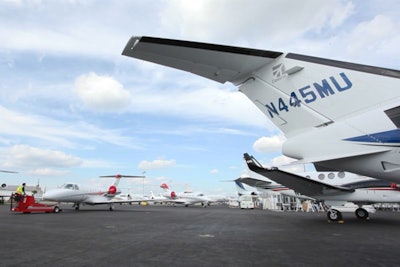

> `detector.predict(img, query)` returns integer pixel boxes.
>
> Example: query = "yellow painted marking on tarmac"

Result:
[199,234,215,238]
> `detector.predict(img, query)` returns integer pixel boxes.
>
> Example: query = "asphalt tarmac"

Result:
[1,204,400,267]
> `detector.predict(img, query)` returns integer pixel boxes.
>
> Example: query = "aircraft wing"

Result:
[83,197,151,205]
[160,199,191,205]
[122,36,283,85]
[244,153,354,197]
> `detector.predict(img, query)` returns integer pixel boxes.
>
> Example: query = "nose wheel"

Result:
[327,209,343,222]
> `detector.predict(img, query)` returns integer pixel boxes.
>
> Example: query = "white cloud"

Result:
[127,81,272,128]
[74,72,132,112]
[0,105,141,149]
[346,15,400,61]
[0,145,82,170]
[138,158,176,170]
[253,135,286,153]
[28,168,71,177]
[162,0,354,45]
[210,169,219,174]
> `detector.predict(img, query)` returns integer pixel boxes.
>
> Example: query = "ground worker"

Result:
[15,182,26,201]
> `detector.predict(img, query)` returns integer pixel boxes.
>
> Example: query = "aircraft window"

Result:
[385,106,400,128]
[305,175,310,179]
[64,184,74,189]
[318,174,325,180]
[338,172,345,178]
[328,173,335,179]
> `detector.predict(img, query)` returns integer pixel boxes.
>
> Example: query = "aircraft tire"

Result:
[327,209,342,222]
[54,206,60,213]
[355,208,369,220]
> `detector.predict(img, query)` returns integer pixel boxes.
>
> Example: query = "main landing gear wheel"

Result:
[327,209,343,222]
[54,206,60,213]
[355,208,369,220]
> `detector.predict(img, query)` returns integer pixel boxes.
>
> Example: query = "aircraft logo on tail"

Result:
[272,63,285,79]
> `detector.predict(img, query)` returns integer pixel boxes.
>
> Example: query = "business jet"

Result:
[159,183,210,207]
[122,36,400,184]
[0,170,19,201]
[42,174,146,211]
[244,153,400,222]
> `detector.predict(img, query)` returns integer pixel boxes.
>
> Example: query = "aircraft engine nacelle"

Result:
[170,191,177,199]
[107,185,117,196]
[1,183,6,189]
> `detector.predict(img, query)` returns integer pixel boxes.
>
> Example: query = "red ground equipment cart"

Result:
[10,193,61,213]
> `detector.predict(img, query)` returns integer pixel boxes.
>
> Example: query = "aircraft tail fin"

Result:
[99,174,145,197]
[160,183,170,191]
[160,183,177,199]
[234,180,258,197]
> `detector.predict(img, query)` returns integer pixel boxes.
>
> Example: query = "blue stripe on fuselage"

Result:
[345,129,400,143]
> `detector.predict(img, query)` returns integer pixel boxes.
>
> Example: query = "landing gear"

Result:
[54,206,61,213]
[73,203,80,210]
[355,208,369,220]
[327,209,343,222]
[109,205,114,211]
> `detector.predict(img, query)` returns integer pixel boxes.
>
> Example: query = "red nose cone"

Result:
[108,185,117,195]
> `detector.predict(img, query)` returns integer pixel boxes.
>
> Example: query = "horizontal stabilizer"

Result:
[122,36,282,85]
[235,177,277,190]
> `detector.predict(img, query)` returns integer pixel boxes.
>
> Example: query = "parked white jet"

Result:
[122,36,400,184]
[0,170,20,201]
[159,183,210,207]
[244,153,400,221]
[42,174,146,211]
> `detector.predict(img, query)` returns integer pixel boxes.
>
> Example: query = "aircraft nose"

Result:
[43,191,57,201]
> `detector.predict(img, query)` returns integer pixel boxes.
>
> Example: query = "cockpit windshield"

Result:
[61,183,79,190]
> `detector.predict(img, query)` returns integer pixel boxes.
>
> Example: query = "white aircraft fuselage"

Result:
[43,175,146,210]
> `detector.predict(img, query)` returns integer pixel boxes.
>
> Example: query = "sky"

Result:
[0,0,399,196]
